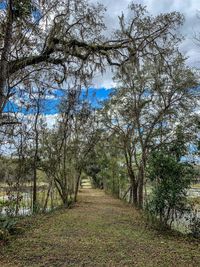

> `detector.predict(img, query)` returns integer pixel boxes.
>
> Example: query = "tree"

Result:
[0,2,185,125]
[0,0,123,121]
[102,49,198,208]
[39,88,100,205]
[29,87,47,212]
[72,103,101,202]
[147,151,194,228]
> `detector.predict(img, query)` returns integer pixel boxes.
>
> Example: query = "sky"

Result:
[4,88,113,115]
[91,0,200,88]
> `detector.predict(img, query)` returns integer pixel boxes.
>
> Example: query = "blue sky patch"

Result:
[4,88,113,115]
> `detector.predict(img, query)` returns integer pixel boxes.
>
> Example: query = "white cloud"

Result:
[92,68,116,89]
[90,0,200,88]
[44,114,59,128]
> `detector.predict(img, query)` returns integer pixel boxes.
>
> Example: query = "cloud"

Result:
[90,0,200,88]
[92,68,116,89]
[43,114,59,128]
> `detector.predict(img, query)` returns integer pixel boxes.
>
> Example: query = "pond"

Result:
[120,186,200,234]
[0,186,62,216]
[188,188,200,197]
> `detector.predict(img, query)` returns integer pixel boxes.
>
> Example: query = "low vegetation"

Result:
[0,190,200,267]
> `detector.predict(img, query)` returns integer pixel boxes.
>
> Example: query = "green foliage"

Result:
[0,216,19,240]
[168,125,188,161]
[0,196,17,217]
[98,153,127,197]
[0,156,33,183]
[85,163,101,188]
[146,151,194,227]
[0,217,17,232]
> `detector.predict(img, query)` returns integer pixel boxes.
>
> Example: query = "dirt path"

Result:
[0,189,200,267]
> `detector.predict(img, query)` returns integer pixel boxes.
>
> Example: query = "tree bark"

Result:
[43,181,52,212]
[32,100,40,213]
[0,0,14,114]
[74,171,81,202]
[138,154,147,208]
[138,176,144,208]
[54,178,68,206]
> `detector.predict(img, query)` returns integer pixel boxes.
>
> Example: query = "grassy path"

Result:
[0,189,200,267]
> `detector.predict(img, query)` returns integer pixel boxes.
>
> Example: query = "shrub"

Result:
[146,151,193,228]
[189,212,200,238]
[0,217,20,240]
[0,228,10,241]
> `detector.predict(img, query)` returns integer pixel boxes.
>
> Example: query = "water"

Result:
[0,186,61,216]
[188,188,200,198]
[172,209,200,233]
[120,186,200,233]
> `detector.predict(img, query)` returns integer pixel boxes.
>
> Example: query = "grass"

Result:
[0,189,200,267]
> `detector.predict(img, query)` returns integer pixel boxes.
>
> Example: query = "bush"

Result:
[0,228,10,241]
[146,151,193,228]
[189,212,200,238]
[0,217,20,240]
[0,192,23,217]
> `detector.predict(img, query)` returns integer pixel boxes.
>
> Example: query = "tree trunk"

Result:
[129,179,138,206]
[43,181,52,212]
[128,169,138,206]
[129,186,132,203]
[33,166,37,212]
[138,153,147,209]
[61,191,68,206]
[0,0,13,115]
[55,181,68,206]
[138,162,146,208]
[132,183,138,206]
[138,178,143,208]
[32,100,40,213]
[122,186,131,200]
[74,172,81,202]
